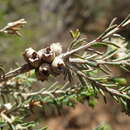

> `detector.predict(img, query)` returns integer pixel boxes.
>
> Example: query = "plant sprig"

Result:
[0,15,130,129]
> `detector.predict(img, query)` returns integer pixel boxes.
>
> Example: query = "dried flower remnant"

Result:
[50,42,63,56]
[35,63,51,81]
[23,43,63,81]
[37,47,55,63]
[51,56,65,74]
[38,42,63,63]
[23,48,41,68]
[0,19,27,36]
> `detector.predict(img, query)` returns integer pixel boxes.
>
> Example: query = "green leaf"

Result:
[38,127,48,130]
[81,87,96,97]
[94,123,111,130]
[70,29,80,39]
[88,97,97,108]
[122,86,130,92]
[87,69,98,77]
[112,77,127,85]
[21,121,36,128]
[94,41,120,48]
[0,121,6,128]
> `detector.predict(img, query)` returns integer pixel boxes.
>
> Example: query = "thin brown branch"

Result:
[0,64,33,82]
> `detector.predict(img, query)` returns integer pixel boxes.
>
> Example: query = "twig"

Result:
[0,16,129,83]
[0,64,33,82]
[0,111,14,124]
[74,68,130,99]
[0,19,27,36]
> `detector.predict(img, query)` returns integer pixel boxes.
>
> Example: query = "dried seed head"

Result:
[50,43,62,56]
[51,57,65,74]
[23,48,41,68]
[35,63,50,81]
[37,47,55,63]
[23,48,36,61]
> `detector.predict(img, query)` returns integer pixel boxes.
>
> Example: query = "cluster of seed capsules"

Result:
[23,43,65,81]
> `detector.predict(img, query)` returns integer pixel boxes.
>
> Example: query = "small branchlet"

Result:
[0,19,27,36]
[0,15,130,129]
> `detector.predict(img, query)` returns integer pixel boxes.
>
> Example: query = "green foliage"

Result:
[38,127,48,130]
[93,123,112,130]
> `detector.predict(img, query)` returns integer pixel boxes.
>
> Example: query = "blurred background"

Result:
[0,0,130,129]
